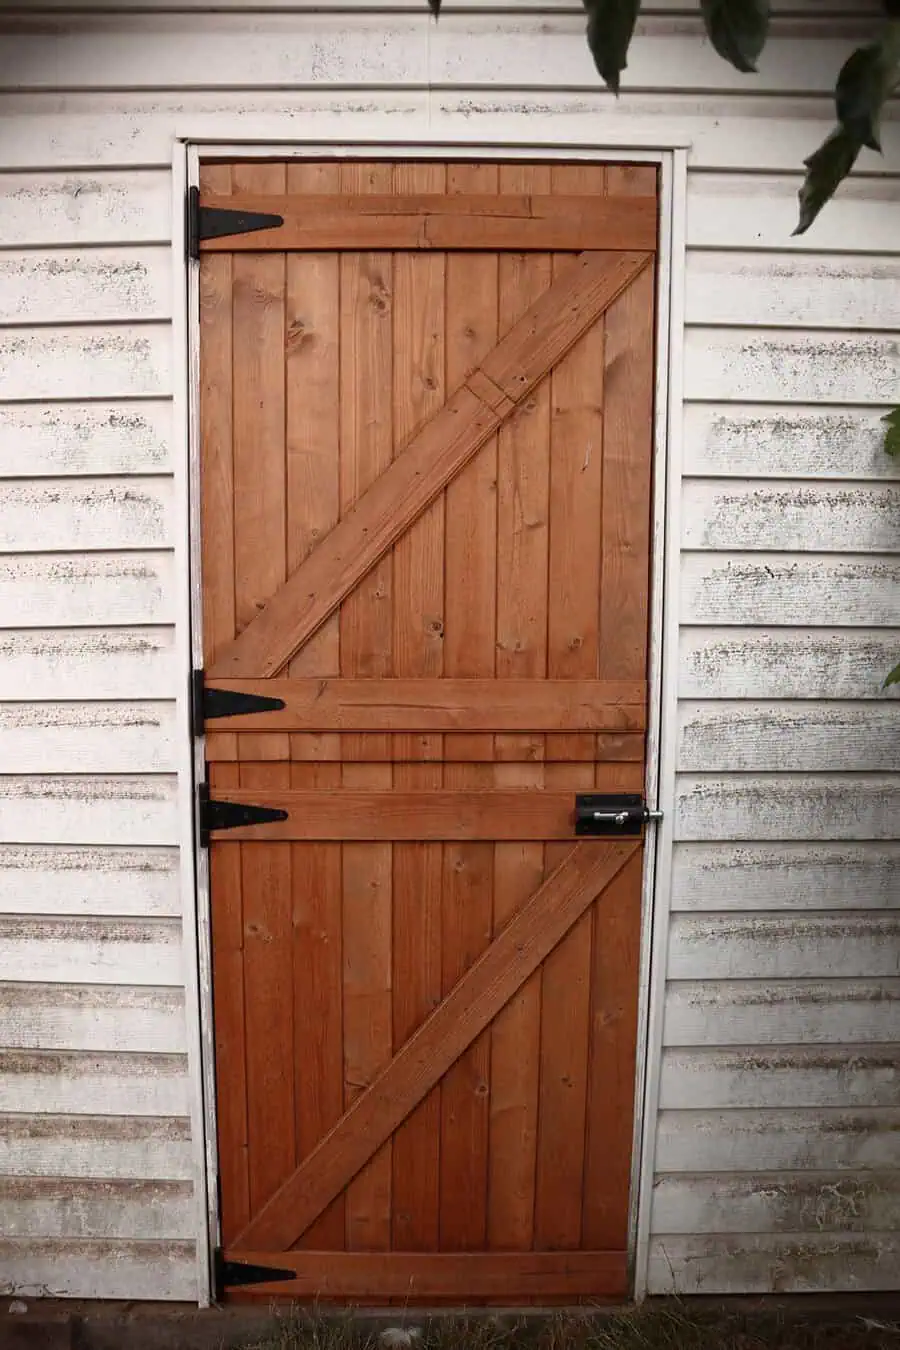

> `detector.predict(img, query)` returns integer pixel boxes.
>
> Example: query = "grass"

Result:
[244,1304,900,1350]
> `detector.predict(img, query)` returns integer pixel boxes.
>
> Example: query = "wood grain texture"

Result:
[199,191,658,252]
[232,840,638,1251]
[209,249,649,678]
[220,1249,626,1298]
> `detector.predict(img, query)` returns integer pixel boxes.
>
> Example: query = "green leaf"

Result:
[883,660,900,689]
[700,0,771,74]
[836,39,898,152]
[794,126,860,236]
[584,0,641,93]
[883,407,900,458]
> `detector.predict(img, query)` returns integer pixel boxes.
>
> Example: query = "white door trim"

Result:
[175,128,687,1305]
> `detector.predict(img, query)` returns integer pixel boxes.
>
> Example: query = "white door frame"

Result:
[172,125,687,1306]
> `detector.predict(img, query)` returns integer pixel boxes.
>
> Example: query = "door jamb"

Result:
[175,135,687,1306]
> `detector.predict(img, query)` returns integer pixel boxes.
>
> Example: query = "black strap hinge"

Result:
[186,186,284,261]
[213,1248,295,1300]
[197,782,288,848]
[191,669,286,733]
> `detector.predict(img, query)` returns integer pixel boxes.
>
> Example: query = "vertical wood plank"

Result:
[285,160,345,1251]
[209,763,249,1243]
[533,163,608,1253]
[583,163,656,1253]
[340,160,394,1253]
[230,162,295,1218]
[440,161,499,1252]
[391,160,446,1254]
[199,162,236,758]
[487,162,551,1254]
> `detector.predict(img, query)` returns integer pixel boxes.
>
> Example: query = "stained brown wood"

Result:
[204,678,645,732]
[209,249,651,680]
[199,191,658,253]
[221,1250,627,1298]
[201,159,657,1304]
[233,840,638,1252]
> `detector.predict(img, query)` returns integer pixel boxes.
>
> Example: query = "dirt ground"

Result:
[245,1306,900,1350]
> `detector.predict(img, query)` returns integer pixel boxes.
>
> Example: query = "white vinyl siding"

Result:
[0,0,897,1301]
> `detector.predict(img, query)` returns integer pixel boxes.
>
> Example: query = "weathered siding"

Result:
[0,0,897,1302]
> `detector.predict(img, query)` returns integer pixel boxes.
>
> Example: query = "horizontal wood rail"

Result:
[206,789,599,840]
[205,731,645,764]
[223,1250,627,1298]
[203,678,646,732]
[199,192,658,252]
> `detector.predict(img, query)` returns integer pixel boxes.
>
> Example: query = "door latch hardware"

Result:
[574,793,663,837]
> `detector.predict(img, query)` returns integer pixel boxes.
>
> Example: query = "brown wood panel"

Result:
[233,841,638,1252]
[199,191,658,253]
[390,160,446,1255]
[229,163,295,1221]
[339,160,394,1253]
[487,160,551,1255]
[204,679,645,732]
[202,159,657,1303]
[209,249,649,680]
[222,1250,627,1298]
[285,159,345,1252]
[439,160,500,1253]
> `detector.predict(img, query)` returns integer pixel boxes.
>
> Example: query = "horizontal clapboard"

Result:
[0,249,171,325]
[669,912,900,980]
[678,629,900,700]
[2,93,894,175]
[681,554,900,626]
[0,1238,195,1301]
[655,1108,900,1172]
[0,1176,195,1241]
[0,1050,189,1115]
[0,402,172,477]
[0,479,172,552]
[686,253,900,330]
[677,702,900,773]
[681,482,900,553]
[0,1114,192,1180]
[0,326,171,401]
[659,1046,900,1111]
[0,171,171,247]
[671,841,900,912]
[647,1232,900,1295]
[0,917,184,986]
[675,774,900,841]
[651,1170,900,1237]
[0,553,175,627]
[16,0,882,11]
[0,16,861,95]
[683,405,900,481]
[0,844,181,917]
[0,701,176,774]
[664,979,900,1047]
[684,329,900,404]
[1,984,187,1053]
[687,173,900,256]
[0,629,177,701]
[0,776,178,846]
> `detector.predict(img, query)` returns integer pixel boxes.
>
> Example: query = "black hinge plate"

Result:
[575,793,648,837]
[197,782,288,848]
[192,669,286,731]
[214,1249,295,1299]
[186,185,284,260]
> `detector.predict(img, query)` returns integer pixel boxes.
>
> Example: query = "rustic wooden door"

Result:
[198,159,658,1303]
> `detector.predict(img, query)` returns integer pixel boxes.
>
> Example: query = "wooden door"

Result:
[198,160,657,1303]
